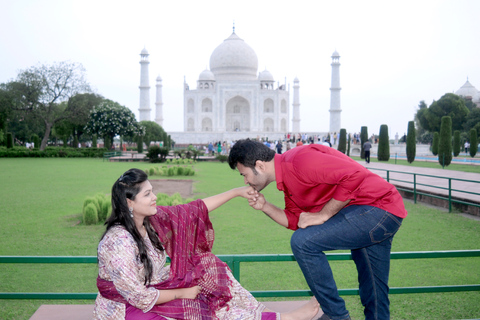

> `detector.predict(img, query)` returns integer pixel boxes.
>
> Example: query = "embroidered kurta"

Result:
[94,200,270,320]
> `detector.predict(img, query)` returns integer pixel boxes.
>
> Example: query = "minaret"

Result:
[329,50,341,133]
[139,48,151,121]
[155,75,164,127]
[292,77,300,133]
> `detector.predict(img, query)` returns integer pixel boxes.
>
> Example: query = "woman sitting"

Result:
[93,168,319,320]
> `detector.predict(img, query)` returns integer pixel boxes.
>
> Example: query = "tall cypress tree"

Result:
[338,128,347,154]
[6,132,13,148]
[453,130,461,157]
[360,126,368,159]
[432,132,439,156]
[470,128,478,158]
[438,116,452,167]
[347,133,351,156]
[406,121,416,163]
[137,136,144,153]
[377,124,390,161]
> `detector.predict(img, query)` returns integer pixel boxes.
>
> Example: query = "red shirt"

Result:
[275,144,408,230]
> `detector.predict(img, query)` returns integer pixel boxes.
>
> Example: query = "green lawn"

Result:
[0,158,479,320]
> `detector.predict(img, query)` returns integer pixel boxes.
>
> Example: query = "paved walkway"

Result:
[358,161,480,204]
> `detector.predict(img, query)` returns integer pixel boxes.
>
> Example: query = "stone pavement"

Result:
[358,160,480,204]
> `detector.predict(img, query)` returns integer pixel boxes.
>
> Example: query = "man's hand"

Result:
[297,211,330,228]
[248,191,265,210]
[236,186,258,201]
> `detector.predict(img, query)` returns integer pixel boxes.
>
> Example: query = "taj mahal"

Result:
[137,28,342,144]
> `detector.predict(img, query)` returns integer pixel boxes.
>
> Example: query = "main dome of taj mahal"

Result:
[209,32,259,81]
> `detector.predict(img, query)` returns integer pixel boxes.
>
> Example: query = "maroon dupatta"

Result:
[97,199,232,320]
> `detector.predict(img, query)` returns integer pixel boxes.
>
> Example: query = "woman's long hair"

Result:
[102,168,164,285]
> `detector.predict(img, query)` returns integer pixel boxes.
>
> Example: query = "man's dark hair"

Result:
[228,139,276,170]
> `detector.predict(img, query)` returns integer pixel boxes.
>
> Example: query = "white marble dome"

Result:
[209,32,258,81]
[455,79,480,101]
[258,69,274,81]
[198,69,215,81]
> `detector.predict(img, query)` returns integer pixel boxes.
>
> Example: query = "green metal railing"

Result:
[1,250,479,300]
[368,168,480,213]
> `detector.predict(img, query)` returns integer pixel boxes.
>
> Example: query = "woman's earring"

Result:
[129,207,133,218]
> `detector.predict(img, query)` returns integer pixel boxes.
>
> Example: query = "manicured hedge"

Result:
[0,146,108,158]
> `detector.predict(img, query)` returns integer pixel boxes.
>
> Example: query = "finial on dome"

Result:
[233,21,235,34]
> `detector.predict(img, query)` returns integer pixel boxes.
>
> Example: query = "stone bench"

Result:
[29,300,323,319]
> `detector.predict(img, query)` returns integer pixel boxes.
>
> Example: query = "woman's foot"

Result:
[280,297,320,320]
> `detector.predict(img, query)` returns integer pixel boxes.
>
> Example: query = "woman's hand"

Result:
[178,285,201,299]
[248,192,265,211]
[236,186,259,202]
[156,285,202,304]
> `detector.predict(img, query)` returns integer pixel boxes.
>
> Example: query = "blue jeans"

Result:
[291,205,403,320]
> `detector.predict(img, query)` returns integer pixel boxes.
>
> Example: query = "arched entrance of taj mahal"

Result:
[226,96,250,132]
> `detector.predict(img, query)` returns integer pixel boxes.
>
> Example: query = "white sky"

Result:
[1,0,479,137]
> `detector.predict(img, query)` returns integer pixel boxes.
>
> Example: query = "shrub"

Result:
[406,121,416,163]
[83,203,98,225]
[377,124,390,161]
[92,135,97,148]
[337,129,347,154]
[438,116,452,167]
[83,197,99,213]
[216,155,228,163]
[6,132,13,148]
[177,167,184,175]
[470,128,478,158]
[95,193,110,221]
[156,193,172,206]
[453,130,461,157]
[137,136,143,153]
[167,167,175,176]
[432,132,439,156]
[346,132,351,156]
[101,200,111,221]
[171,193,182,205]
[360,126,368,159]
[32,134,40,149]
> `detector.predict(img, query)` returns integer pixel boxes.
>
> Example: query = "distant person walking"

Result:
[363,140,372,163]
[276,141,283,154]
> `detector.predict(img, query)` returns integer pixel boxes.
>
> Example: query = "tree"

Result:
[453,130,461,157]
[337,128,347,154]
[438,116,452,167]
[360,126,368,159]
[432,132,439,156]
[85,99,143,148]
[65,93,104,143]
[464,107,480,137]
[470,128,478,158]
[8,61,91,150]
[377,124,390,161]
[0,84,14,133]
[140,120,166,148]
[414,100,429,138]
[417,93,469,133]
[406,121,416,163]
